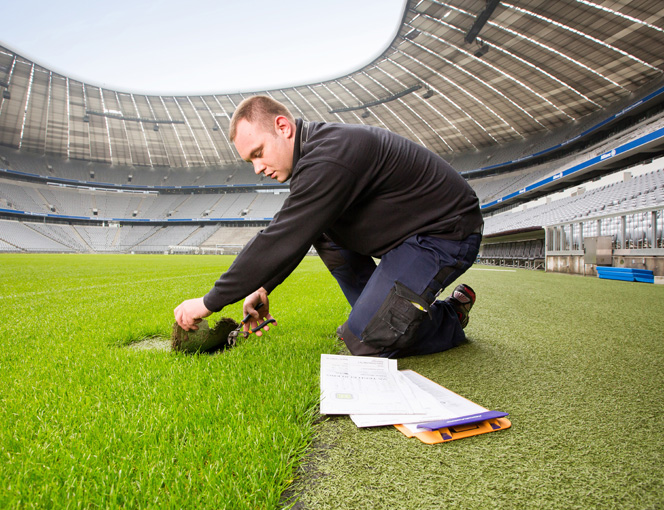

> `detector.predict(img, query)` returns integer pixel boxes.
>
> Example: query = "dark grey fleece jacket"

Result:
[203,119,482,312]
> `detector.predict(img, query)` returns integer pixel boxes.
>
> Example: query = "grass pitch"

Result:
[290,267,664,510]
[1,254,663,509]
[0,254,344,509]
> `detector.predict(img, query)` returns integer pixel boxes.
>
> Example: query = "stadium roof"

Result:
[0,0,663,168]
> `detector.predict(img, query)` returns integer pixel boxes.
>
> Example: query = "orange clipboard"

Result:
[394,416,511,444]
[393,370,512,444]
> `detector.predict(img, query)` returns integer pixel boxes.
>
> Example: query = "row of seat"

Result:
[484,168,664,236]
[478,240,545,269]
[0,220,223,254]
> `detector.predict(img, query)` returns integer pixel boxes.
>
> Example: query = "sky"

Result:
[2,0,406,95]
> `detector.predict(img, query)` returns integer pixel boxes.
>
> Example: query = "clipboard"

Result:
[392,372,512,444]
[394,415,511,444]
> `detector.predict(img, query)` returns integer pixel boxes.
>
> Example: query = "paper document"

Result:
[319,354,426,415]
[320,355,500,431]
[351,369,487,428]
[397,370,487,433]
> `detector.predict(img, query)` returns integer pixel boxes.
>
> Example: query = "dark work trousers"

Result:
[315,233,482,358]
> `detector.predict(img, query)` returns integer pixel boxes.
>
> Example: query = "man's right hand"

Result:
[174,297,212,331]
[243,288,276,337]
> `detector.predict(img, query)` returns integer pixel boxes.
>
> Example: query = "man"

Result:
[174,95,483,358]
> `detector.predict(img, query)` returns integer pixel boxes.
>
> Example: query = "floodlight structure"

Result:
[465,0,502,44]
[474,43,490,58]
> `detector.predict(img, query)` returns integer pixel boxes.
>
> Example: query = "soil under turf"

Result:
[128,336,171,351]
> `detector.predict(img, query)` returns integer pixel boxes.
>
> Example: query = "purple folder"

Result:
[416,410,509,431]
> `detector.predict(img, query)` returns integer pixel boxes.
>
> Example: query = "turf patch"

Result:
[171,317,239,353]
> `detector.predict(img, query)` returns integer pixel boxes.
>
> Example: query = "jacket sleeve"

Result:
[203,160,356,312]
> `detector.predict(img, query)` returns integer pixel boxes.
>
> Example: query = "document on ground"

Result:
[319,354,425,416]
[399,370,487,433]
[351,369,487,428]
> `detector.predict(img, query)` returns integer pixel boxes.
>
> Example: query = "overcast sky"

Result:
[2,0,406,95]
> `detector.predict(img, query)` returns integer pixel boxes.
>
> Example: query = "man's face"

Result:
[234,117,294,183]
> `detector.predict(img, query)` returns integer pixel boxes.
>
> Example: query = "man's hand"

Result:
[243,288,277,337]
[174,297,212,331]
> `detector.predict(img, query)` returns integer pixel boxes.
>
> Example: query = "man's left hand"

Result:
[174,297,212,331]
[243,288,276,337]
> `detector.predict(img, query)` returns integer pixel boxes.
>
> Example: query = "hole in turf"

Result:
[127,336,171,351]
[125,317,241,354]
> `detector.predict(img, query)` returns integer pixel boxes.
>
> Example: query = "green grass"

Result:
[2,256,663,509]
[0,254,346,509]
[289,267,664,510]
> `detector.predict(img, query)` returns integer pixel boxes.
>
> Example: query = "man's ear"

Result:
[274,116,293,138]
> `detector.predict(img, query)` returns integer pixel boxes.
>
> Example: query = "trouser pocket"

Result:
[361,281,430,351]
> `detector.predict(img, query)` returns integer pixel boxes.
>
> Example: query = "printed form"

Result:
[319,354,425,415]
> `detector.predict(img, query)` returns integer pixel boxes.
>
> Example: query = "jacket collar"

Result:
[291,118,308,178]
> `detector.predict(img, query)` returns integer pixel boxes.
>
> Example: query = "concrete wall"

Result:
[546,253,664,276]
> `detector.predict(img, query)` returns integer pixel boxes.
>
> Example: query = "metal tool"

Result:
[227,302,276,347]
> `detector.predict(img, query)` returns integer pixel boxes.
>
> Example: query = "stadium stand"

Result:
[1,1,663,276]
[27,222,89,252]
[482,164,664,236]
[478,239,546,270]
[1,127,663,263]
[195,226,267,255]
[466,112,664,206]
[0,237,18,252]
[478,156,664,274]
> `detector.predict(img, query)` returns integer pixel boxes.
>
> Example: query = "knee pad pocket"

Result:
[361,281,430,351]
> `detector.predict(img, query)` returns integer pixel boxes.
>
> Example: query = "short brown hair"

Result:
[229,96,295,142]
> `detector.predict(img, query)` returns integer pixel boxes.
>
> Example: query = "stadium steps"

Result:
[110,227,122,248]
[178,225,203,246]
[133,226,168,250]
[15,223,72,252]
[0,236,24,252]
[35,187,62,213]
[90,193,98,217]
[241,194,260,217]
[187,225,221,247]
[123,195,144,219]
[132,195,149,219]
[25,223,88,252]
[169,195,194,218]
[207,193,236,217]
[201,226,264,247]
[70,225,93,252]
[116,226,162,252]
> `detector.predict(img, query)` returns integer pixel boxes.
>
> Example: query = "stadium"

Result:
[1,1,663,509]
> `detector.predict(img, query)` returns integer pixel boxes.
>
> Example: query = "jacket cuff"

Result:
[203,291,224,313]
